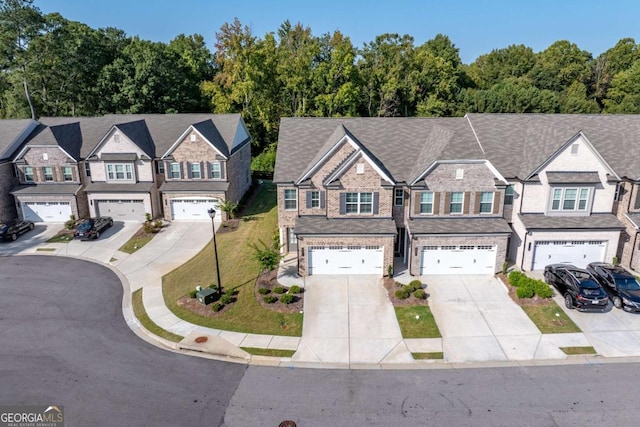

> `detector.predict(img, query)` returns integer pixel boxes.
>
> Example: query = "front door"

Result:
[394,227,406,257]
[288,228,298,252]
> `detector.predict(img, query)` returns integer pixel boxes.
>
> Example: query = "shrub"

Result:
[408,280,423,291]
[280,294,294,304]
[145,212,152,222]
[220,294,233,305]
[224,288,236,297]
[534,280,553,298]
[143,221,154,234]
[289,285,301,294]
[263,295,278,304]
[154,220,163,229]
[516,282,535,298]
[64,214,76,230]
[402,285,414,295]
[395,289,410,300]
[188,290,198,298]
[387,265,393,277]
[258,287,270,295]
[212,303,224,312]
[502,261,509,275]
[413,289,426,300]
[508,271,526,287]
[273,286,286,294]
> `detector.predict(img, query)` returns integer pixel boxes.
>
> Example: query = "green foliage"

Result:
[189,290,198,298]
[516,282,535,299]
[212,302,224,312]
[408,280,423,291]
[534,280,554,298]
[258,287,270,295]
[263,295,278,304]
[220,294,233,305]
[273,286,286,294]
[249,239,282,272]
[145,212,152,222]
[511,271,553,299]
[279,293,294,304]
[508,271,525,287]
[613,256,620,265]
[219,200,238,220]
[65,214,77,230]
[395,289,410,300]
[413,289,426,300]
[502,261,509,275]
[387,265,393,277]
[289,285,301,294]
[251,144,276,172]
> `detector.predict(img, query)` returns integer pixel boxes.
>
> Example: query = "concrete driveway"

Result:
[0,223,60,255]
[426,275,546,362]
[292,275,413,366]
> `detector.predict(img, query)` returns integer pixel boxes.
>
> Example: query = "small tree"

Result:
[219,200,238,220]
[250,239,282,272]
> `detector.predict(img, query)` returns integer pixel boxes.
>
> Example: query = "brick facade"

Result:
[615,181,640,270]
[0,162,18,221]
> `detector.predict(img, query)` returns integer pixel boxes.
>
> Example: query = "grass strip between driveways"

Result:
[132,288,184,343]
[46,231,74,243]
[240,347,296,357]
[395,306,442,338]
[412,352,444,360]
[119,229,155,254]
[521,302,581,334]
[560,346,597,355]
[162,181,303,336]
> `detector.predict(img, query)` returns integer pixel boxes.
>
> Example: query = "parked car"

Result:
[586,262,640,312]
[0,219,35,241]
[544,264,609,311]
[74,217,113,240]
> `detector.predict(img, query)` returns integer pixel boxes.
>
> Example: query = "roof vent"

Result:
[571,143,579,155]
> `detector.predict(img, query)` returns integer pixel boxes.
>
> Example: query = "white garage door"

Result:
[170,198,221,221]
[96,199,145,221]
[532,241,606,270]
[308,246,383,275]
[23,201,71,222]
[420,245,497,275]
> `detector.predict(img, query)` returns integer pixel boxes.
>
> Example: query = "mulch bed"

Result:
[255,269,304,314]
[176,290,235,318]
[384,277,430,307]
[216,219,239,234]
[497,273,554,307]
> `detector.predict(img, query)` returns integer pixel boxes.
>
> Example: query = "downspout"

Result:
[519,179,528,271]
[630,231,638,271]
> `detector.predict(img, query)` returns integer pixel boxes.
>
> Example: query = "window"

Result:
[190,163,201,179]
[505,185,514,205]
[84,162,91,177]
[571,143,579,154]
[310,191,320,208]
[345,192,373,214]
[450,191,463,213]
[42,153,48,161]
[211,162,221,179]
[284,189,297,210]
[24,166,34,182]
[43,167,54,182]
[356,163,365,174]
[551,187,590,211]
[614,183,623,202]
[394,188,404,206]
[157,161,164,175]
[455,168,464,180]
[479,191,493,213]
[170,162,181,179]
[62,166,73,182]
[420,192,434,214]
[106,163,133,181]
[190,134,197,142]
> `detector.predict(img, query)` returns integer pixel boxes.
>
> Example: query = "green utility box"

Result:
[196,288,217,305]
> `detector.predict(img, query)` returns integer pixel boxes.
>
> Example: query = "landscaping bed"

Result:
[255,269,304,314]
[384,278,429,307]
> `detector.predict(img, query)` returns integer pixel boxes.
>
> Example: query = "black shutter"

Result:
[306,191,312,209]
[339,193,346,214]
[320,191,325,209]
[220,162,226,180]
[186,161,191,178]
[373,192,379,214]
[164,161,171,178]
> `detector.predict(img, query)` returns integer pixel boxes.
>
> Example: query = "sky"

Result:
[37,0,640,64]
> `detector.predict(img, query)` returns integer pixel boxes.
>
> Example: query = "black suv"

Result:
[544,264,609,311]
[74,217,113,240]
[586,262,640,312]
[0,219,35,241]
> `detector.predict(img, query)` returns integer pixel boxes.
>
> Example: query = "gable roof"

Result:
[162,119,231,159]
[0,119,38,161]
[17,122,83,161]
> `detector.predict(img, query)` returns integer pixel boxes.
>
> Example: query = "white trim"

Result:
[410,159,508,186]
[3,120,38,160]
[324,149,395,186]
[465,114,485,154]
[296,134,352,184]
[161,125,227,160]
[14,144,77,163]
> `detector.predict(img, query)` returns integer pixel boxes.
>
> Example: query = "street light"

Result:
[208,208,222,296]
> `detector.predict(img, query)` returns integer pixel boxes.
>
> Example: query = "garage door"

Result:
[532,241,606,270]
[170,198,221,221]
[420,245,497,275]
[96,199,145,221]
[308,246,383,275]
[23,201,71,222]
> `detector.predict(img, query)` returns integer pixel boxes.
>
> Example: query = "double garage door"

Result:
[96,199,145,221]
[420,245,497,275]
[308,246,383,275]
[170,198,220,221]
[23,202,71,222]
[532,241,606,270]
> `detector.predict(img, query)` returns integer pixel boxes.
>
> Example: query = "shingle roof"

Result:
[518,213,624,230]
[545,171,601,184]
[625,213,640,229]
[408,217,512,235]
[0,119,37,160]
[84,182,155,193]
[274,117,482,184]
[294,216,397,235]
[115,120,155,158]
[159,181,229,192]
[192,120,229,158]
[100,153,138,161]
[11,183,81,195]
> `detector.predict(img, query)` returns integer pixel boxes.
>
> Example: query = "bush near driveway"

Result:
[508,271,553,299]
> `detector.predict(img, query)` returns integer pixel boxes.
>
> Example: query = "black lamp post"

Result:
[208,208,222,295]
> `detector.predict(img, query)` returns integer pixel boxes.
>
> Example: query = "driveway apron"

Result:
[293,275,412,365]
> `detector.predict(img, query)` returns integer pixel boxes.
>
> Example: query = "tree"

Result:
[218,200,238,220]
[168,33,214,112]
[250,239,282,273]
[468,44,536,89]
[603,60,640,113]
[591,38,640,107]
[559,81,600,113]
[528,40,592,92]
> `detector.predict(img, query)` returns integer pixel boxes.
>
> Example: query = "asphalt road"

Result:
[2,255,640,427]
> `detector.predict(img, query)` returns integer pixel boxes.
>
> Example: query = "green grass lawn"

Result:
[412,352,444,360]
[395,306,442,338]
[240,347,296,357]
[162,181,303,336]
[119,229,155,254]
[560,346,597,355]
[521,302,581,334]
[132,288,184,343]
[46,231,74,243]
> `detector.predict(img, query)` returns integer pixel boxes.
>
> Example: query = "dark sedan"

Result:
[0,219,35,241]
[544,264,609,311]
[587,262,640,312]
[73,217,113,240]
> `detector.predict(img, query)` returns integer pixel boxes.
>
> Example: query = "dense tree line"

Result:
[3,1,640,170]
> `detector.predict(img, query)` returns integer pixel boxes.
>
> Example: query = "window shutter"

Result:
[179,162,184,179]
[339,193,346,214]
[444,192,451,214]
[464,192,471,214]
[634,188,640,210]
[414,192,421,215]
[200,161,204,179]
[474,192,481,214]
[186,162,191,178]
[433,192,440,215]
[165,161,171,178]
[373,192,379,214]
[306,191,312,209]
[320,191,325,209]
[220,162,226,180]
[205,161,211,179]
[493,192,501,214]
